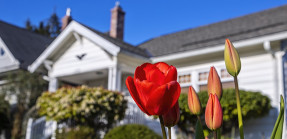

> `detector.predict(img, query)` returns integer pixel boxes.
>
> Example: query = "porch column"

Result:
[108,66,118,91]
[49,77,58,92]
[116,68,122,91]
[192,71,199,92]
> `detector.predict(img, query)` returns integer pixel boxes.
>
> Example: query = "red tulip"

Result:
[205,94,223,130]
[188,86,202,115]
[163,101,180,127]
[207,67,222,99]
[125,62,181,115]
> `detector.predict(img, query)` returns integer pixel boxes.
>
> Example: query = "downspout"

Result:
[263,41,279,110]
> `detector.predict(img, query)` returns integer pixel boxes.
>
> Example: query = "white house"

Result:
[1,3,287,139]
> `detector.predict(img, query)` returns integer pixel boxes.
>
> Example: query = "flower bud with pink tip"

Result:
[163,101,180,127]
[207,67,222,99]
[225,39,241,77]
[205,94,223,130]
[188,86,202,115]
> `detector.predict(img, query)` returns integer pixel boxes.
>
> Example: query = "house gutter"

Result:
[151,31,287,63]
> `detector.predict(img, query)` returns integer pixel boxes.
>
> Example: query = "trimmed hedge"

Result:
[104,124,161,139]
[56,126,97,139]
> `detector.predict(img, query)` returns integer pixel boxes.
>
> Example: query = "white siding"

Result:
[0,53,17,71]
[239,54,277,106]
[51,38,114,77]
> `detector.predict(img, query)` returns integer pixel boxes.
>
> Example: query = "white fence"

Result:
[26,117,57,139]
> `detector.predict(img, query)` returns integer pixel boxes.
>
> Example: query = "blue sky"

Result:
[0,0,287,45]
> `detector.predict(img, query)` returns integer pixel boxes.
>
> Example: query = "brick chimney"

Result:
[109,2,125,40]
[61,8,72,31]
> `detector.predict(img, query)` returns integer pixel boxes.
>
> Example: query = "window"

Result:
[0,48,5,56]
[221,69,232,79]
[178,73,191,84]
[198,71,209,81]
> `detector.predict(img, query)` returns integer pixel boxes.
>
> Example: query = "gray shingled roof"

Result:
[82,24,151,58]
[0,20,53,69]
[138,4,287,57]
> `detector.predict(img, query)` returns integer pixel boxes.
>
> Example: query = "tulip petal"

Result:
[205,94,214,130]
[146,81,181,115]
[126,76,150,115]
[155,62,170,74]
[164,66,178,83]
[146,68,165,85]
[135,63,165,85]
[134,79,157,106]
[212,95,223,129]
[134,63,154,81]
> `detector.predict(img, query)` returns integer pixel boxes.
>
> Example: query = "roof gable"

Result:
[0,20,53,69]
[29,21,150,72]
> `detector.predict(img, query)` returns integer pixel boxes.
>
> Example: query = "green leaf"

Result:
[271,95,284,139]
[195,120,204,139]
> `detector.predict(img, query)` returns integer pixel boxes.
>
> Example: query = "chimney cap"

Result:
[66,8,71,16]
[115,1,120,7]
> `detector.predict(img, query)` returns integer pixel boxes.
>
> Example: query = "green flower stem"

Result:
[217,128,221,139]
[168,127,171,139]
[270,95,284,139]
[197,115,201,125]
[234,76,244,139]
[213,130,217,139]
[159,116,167,139]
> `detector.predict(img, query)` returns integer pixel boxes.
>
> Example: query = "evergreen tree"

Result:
[25,12,61,38]
[47,13,61,38]
[25,19,33,31]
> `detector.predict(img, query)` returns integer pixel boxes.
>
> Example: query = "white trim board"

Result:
[151,31,287,62]
[28,21,121,73]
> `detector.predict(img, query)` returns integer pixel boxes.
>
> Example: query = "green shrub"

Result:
[36,86,127,134]
[104,124,161,139]
[178,88,271,135]
[56,126,97,139]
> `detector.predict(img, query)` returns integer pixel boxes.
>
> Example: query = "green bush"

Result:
[104,124,161,139]
[178,88,271,135]
[36,86,127,134]
[56,126,97,139]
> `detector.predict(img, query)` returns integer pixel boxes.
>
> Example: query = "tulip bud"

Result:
[205,94,222,130]
[207,67,222,99]
[163,102,180,127]
[224,39,241,77]
[188,86,202,115]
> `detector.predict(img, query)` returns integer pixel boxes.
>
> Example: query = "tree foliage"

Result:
[178,88,271,136]
[1,70,47,139]
[25,13,61,38]
[0,94,10,131]
[104,124,161,139]
[36,86,127,134]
